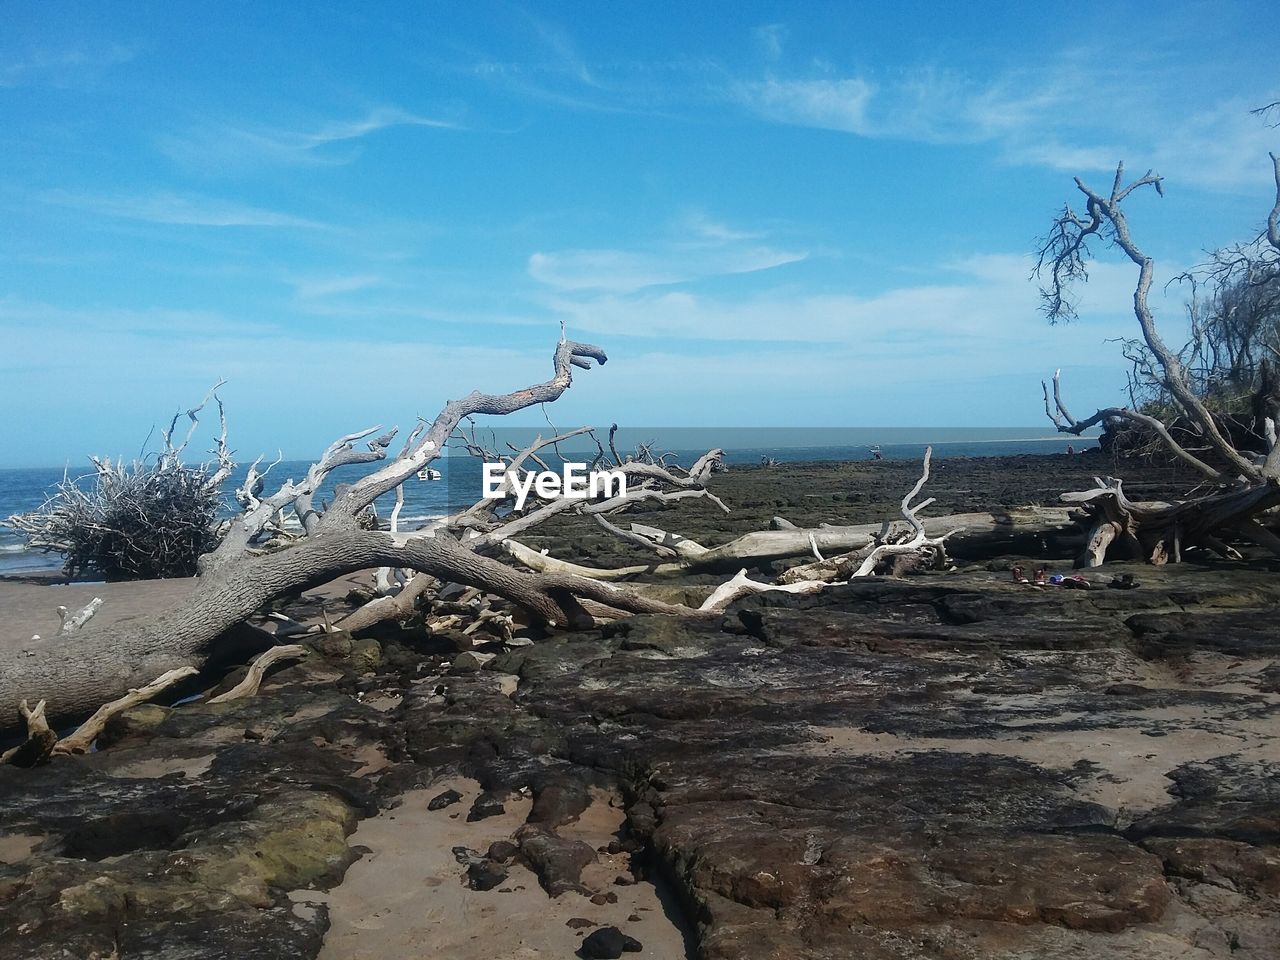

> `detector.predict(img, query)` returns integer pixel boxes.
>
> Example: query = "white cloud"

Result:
[528,245,806,293]
[0,298,267,340]
[528,212,807,293]
[543,251,1179,348]
[0,297,1133,464]
[732,67,1066,144]
[40,190,326,229]
[2,250,1171,462]
[732,59,1278,193]
[0,44,135,88]
[678,211,767,243]
[734,77,876,135]
[160,106,460,170]
[1144,102,1280,193]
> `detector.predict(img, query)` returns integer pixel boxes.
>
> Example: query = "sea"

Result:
[0,428,1095,576]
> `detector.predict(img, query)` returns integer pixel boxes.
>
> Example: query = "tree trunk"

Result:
[1063,480,1280,566]
[0,530,698,738]
[508,508,1077,578]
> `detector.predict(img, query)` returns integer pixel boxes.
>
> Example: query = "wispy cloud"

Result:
[679,211,767,243]
[41,190,326,229]
[0,297,267,340]
[543,252,1168,345]
[733,77,877,135]
[732,65,1082,146]
[465,14,717,117]
[289,274,387,300]
[528,216,806,293]
[519,10,599,87]
[754,24,787,63]
[731,59,1277,192]
[160,106,461,170]
[529,245,805,293]
[0,44,135,88]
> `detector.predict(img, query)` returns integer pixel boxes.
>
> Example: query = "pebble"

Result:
[428,788,463,811]
[487,839,519,863]
[579,926,642,958]
[466,860,508,891]
[452,650,496,672]
[467,791,506,822]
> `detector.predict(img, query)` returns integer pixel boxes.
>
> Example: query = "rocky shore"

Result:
[1,454,1277,959]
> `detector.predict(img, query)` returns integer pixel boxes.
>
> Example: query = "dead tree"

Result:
[2,341,1089,743]
[507,447,968,614]
[1036,156,1280,565]
[0,337,725,737]
[503,506,1074,578]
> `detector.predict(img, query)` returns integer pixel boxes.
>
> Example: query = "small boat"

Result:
[416,468,442,481]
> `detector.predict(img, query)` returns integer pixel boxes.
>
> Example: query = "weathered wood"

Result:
[0,527,705,737]
[699,568,831,612]
[0,340,639,738]
[56,597,103,635]
[506,508,1077,579]
[1063,478,1280,566]
[0,700,57,767]
[1079,520,1121,568]
[662,508,1073,571]
[54,667,198,755]
[207,645,306,704]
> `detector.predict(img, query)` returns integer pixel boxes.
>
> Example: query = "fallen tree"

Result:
[1,337,725,735]
[505,446,981,614]
[1036,152,1280,565]
[502,506,1075,578]
[3,339,1086,744]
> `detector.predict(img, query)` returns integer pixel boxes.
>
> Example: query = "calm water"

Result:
[0,434,1093,576]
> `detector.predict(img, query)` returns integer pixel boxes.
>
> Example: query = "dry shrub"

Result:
[8,458,225,580]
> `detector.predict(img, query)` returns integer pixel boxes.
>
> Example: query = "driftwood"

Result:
[1062,476,1280,567]
[0,337,729,738]
[207,645,306,704]
[509,450,986,614]
[505,507,1075,578]
[2,665,201,764]
[53,667,198,755]
[0,700,58,767]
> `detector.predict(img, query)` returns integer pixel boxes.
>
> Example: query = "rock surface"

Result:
[1,455,1277,958]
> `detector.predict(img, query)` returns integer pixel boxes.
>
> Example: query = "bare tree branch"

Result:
[1037,162,1266,481]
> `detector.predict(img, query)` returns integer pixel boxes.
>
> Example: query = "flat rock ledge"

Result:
[1,558,1278,959]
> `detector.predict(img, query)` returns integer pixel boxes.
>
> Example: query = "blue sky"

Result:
[1,1,1277,467]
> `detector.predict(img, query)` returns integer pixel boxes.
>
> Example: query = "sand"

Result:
[0,576,199,644]
[0,570,374,649]
[312,778,693,960]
